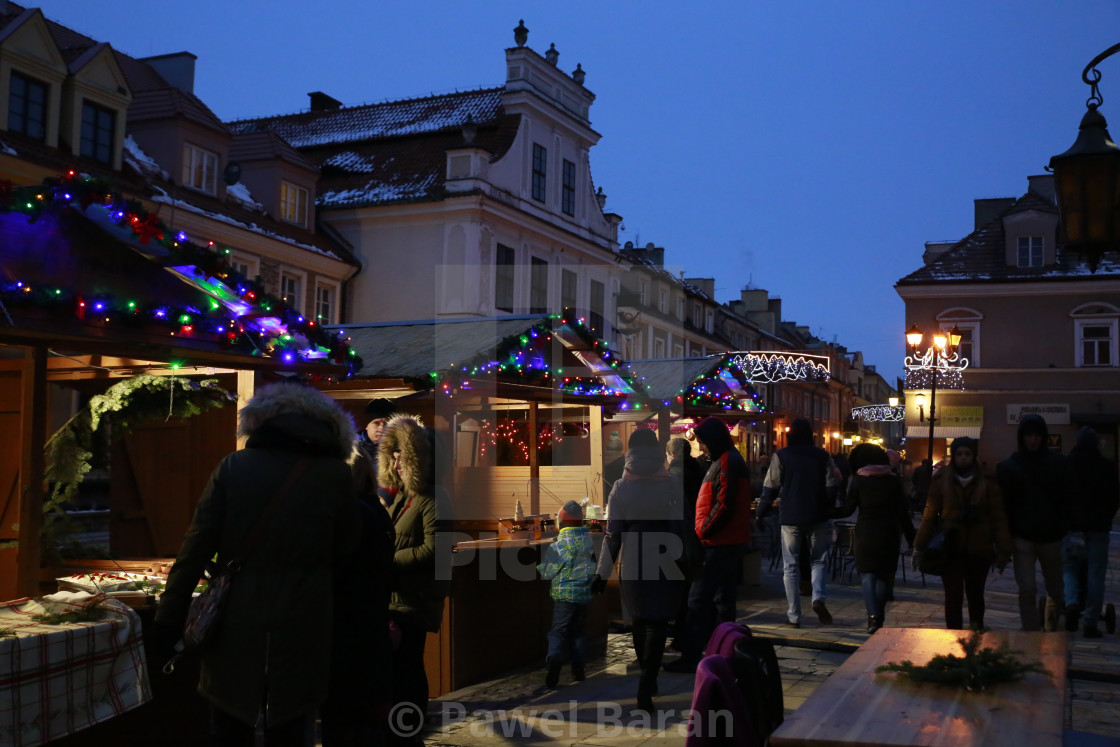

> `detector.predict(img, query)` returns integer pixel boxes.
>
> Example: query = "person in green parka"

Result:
[155,381,361,746]
[376,414,452,744]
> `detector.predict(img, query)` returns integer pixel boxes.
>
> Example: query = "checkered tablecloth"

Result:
[0,591,151,747]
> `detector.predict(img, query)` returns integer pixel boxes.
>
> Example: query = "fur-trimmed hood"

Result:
[237,382,356,459]
[377,413,432,494]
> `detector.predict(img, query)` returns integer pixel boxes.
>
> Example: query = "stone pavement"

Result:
[422,528,1120,746]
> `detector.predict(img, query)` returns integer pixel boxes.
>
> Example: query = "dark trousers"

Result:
[546,600,589,668]
[631,618,669,695]
[388,616,429,742]
[941,555,990,630]
[681,545,743,658]
[210,705,314,747]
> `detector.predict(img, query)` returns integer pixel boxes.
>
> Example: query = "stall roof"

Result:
[0,175,356,377]
[629,355,767,413]
[331,313,646,404]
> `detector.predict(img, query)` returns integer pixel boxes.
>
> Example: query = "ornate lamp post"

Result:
[905,324,968,465]
[1049,43,1120,273]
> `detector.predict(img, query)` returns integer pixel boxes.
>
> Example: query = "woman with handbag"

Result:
[833,444,916,633]
[155,382,361,746]
[914,437,1012,630]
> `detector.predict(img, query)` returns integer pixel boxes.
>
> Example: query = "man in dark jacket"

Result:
[356,398,398,503]
[1062,426,1119,638]
[666,437,706,647]
[756,418,840,627]
[664,418,751,672]
[996,413,1070,632]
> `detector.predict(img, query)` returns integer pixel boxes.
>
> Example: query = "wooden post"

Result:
[528,401,539,515]
[658,408,671,448]
[588,406,604,505]
[16,346,47,597]
[235,370,256,450]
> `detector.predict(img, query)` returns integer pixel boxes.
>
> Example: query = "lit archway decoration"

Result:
[729,351,831,383]
[851,404,905,422]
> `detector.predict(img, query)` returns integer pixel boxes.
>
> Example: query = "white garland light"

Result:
[729,351,831,383]
[851,404,905,422]
[904,347,968,390]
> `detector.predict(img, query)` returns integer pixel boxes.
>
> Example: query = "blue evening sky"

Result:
[34,0,1120,381]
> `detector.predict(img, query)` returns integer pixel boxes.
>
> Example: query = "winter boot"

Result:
[545,658,562,689]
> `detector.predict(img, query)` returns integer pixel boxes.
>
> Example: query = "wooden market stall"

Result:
[325,310,648,695]
[0,174,356,744]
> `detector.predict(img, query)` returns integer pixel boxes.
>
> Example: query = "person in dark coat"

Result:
[379,416,452,742]
[355,398,399,506]
[593,428,684,712]
[666,437,705,648]
[664,418,751,673]
[916,437,1012,631]
[834,444,916,632]
[910,458,933,514]
[755,419,840,628]
[1062,426,1120,638]
[996,413,1070,631]
[155,382,361,745]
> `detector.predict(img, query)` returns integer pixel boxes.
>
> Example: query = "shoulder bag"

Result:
[918,515,953,577]
[182,457,311,651]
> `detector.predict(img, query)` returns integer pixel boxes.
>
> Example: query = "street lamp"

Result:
[1049,43,1120,273]
[905,324,968,465]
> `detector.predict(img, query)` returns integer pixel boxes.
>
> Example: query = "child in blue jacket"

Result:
[537,500,596,688]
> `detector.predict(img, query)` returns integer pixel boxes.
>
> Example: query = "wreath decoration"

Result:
[0,374,236,564]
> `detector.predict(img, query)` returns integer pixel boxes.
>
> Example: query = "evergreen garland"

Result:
[875,630,1050,691]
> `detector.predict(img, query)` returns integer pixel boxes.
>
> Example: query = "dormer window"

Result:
[280,181,309,227]
[8,72,47,141]
[80,101,114,164]
[182,142,218,195]
[1017,236,1043,267]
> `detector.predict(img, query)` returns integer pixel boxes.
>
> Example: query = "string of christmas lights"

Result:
[851,404,906,422]
[904,347,968,390]
[730,351,831,383]
[0,172,361,376]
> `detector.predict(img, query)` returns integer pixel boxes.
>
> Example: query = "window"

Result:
[693,303,702,327]
[677,297,685,320]
[1076,319,1118,367]
[8,72,47,140]
[532,143,547,202]
[280,273,302,313]
[654,338,665,358]
[589,279,605,334]
[639,281,649,305]
[1017,235,1043,267]
[530,257,548,314]
[80,101,114,164]
[182,143,218,195]
[561,268,577,310]
[561,159,575,216]
[658,288,667,313]
[705,309,714,333]
[937,308,983,368]
[495,244,515,312]
[673,344,684,358]
[229,254,259,283]
[280,181,309,227]
[315,283,336,323]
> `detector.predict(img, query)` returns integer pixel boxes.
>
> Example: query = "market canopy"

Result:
[0,173,358,378]
[331,310,647,406]
[628,355,768,414]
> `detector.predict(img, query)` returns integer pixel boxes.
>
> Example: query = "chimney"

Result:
[1027,174,1056,205]
[767,297,782,321]
[642,243,664,267]
[308,91,343,112]
[686,277,715,298]
[974,197,1016,229]
[923,240,958,265]
[140,52,197,93]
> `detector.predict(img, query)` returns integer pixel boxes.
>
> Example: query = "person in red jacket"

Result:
[664,417,752,673]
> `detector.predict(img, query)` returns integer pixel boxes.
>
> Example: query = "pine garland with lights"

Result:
[875,630,1049,691]
[0,375,236,565]
[0,172,361,375]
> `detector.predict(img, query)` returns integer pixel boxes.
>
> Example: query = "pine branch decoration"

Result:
[876,630,1050,691]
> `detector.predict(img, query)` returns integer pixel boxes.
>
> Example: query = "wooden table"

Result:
[769,628,1068,747]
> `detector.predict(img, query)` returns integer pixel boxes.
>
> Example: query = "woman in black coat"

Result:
[834,443,915,633]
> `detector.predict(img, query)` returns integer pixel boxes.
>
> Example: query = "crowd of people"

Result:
[151,394,1118,745]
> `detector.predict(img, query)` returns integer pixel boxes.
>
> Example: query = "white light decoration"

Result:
[904,346,968,390]
[729,351,831,383]
[851,404,905,422]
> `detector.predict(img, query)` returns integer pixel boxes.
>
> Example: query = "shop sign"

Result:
[937,406,983,427]
[1006,403,1070,425]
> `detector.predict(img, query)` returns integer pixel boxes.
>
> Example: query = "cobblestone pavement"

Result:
[423,526,1120,746]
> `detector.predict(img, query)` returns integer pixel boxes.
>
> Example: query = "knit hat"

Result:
[949,436,978,456]
[363,398,399,423]
[1076,426,1100,449]
[628,428,659,448]
[693,417,733,456]
[558,500,584,524]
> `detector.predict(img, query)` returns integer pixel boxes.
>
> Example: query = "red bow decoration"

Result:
[131,214,163,245]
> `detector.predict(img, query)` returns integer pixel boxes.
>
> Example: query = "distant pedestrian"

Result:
[996,414,1070,631]
[1062,427,1119,638]
[834,443,916,633]
[755,419,840,628]
[664,418,751,673]
[915,437,1012,630]
[666,437,705,649]
[910,458,933,514]
[356,398,398,506]
[538,500,596,688]
[594,428,684,712]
